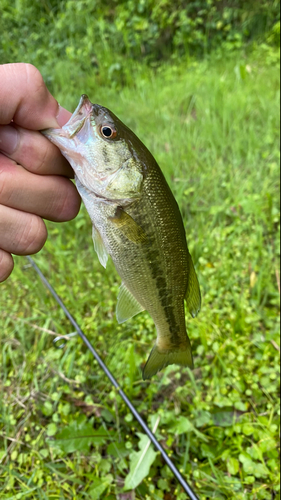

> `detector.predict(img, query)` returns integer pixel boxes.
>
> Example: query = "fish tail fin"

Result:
[142,343,193,380]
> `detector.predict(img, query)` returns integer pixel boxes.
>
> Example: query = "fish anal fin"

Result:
[92,226,108,268]
[116,283,145,324]
[185,252,201,318]
[142,343,193,380]
[110,207,146,244]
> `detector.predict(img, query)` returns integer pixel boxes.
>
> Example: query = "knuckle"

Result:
[0,157,11,200]
[32,139,50,174]
[0,157,18,202]
[0,162,7,200]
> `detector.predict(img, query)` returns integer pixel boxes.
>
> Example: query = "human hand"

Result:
[0,63,81,282]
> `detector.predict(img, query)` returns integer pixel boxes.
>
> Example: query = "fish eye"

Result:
[100,125,117,139]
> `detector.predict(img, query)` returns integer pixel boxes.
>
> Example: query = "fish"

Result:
[42,95,201,380]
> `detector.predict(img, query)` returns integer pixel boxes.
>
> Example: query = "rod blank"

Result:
[26,255,199,500]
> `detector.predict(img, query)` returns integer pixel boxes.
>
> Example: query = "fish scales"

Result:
[109,174,188,339]
[43,95,201,379]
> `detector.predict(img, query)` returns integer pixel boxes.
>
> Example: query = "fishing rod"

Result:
[26,255,200,500]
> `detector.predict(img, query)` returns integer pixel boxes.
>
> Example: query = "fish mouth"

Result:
[41,95,116,190]
[42,94,94,143]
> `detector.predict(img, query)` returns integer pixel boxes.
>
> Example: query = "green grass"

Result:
[0,51,280,500]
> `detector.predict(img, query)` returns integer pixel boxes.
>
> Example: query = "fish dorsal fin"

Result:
[92,226,108,268]
[110,207,147,244]
[185,252,201,318]
[116,283,145,324]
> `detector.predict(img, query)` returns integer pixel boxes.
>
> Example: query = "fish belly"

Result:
[78,173,194,378]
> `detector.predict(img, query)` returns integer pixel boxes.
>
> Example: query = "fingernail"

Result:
[56,104,72,127]
[0,125,19,155]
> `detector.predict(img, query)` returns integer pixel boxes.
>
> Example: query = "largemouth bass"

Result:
[43,95,201,379]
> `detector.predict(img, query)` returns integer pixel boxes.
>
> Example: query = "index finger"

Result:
[0,63,66,130]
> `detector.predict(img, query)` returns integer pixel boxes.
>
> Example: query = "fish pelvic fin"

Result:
[116,282,145,324]
[92,226,108,268]
[142,343,193,380]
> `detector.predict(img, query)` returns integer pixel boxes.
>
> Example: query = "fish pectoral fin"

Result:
[142,342,193,380]
[109,207,147,244]
[92,226,108,268]
[116,282,145,324]
[185,252,201,318]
